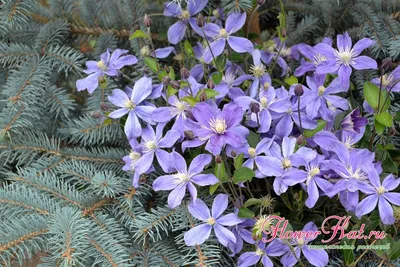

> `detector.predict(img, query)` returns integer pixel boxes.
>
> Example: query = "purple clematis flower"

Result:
[203,12,254,63]
[238,242,274,267]
[153,152,218,208]
[152,95,191,137]
[108,77,155,139]
[185,102,248,155]
[122,139,142,172]
[214,64,252,101]
[371,65,400,92]
[262,38,296,77]
[266,222,329,267]
[235,86,291,133]
[255,137,317,195]
[164,0,208,44]
[301,75,349,121]
[356,164,400,225]
[341,108,368,133]
[316,32,377,90]
[228,218,255,256]
[184,194,244,246]
[77,49,137,94]
[248,49,270,98]
[134,123,180,177]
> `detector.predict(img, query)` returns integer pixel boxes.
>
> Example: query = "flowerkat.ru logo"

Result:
[261,215,386,243]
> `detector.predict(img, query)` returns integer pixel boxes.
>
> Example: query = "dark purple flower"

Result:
[77,49,137,94]
[184,194,244,246]
[341,108,368,133]
[203,12,254,63]
[153,152,218,208]
[185,102,248,155]
[164,0,208,44]
[316,32,377,90]
[356,164,400,225]
[108,77,155,139]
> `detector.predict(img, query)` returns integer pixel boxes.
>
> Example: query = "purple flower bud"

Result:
[100,103,109,111]
[296,135,304,145]
[281,28,287,38]
[181,67,190,79]
[184,110,195,121]
[215,155,223,164]
[294,84,304,96]
[184,130,194,140]
[250,101,260,114]
[207,78,215,89]
[144,14,151,28]
[381,58,393,72]
[196,14,205,27]
[170,80,180,89]
[199,90,207,102]
[162,76,171,86]
[230,150,237,157]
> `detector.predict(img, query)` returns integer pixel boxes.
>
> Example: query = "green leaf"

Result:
[209,183,219,195]
[214,55,226,71]
[341,238,355,265]
[180,96,198,106]
[375,120,385,135]
[215,162,228,183]
[234,153,244,170]
[375,111,393,127]
[169,66,175,80]
[389,241,400,260]
[129,30,149,39]
[303,120,327,138]
[247,131,260,148]
[167,85,178,98]
[158,70,167,81]
[284,76,298,86]
[144,57,158,72]
[184,40,194,57]
[238,207,255,218]
[244,198,262,208]
[363,81,391,111]
[233,167,255,184]
[196,89,219,99]
[212,72,223,85]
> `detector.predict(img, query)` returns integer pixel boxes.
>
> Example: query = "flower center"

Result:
[124,100,136,110]
[219,28,229,39]
[263,82,270,88]
[250,64,266,77]
[310,167,320,177]
[381,74,392,87]
[282,158,292,169]
[212,9,220,18]
[255,248,264,256]
[129,151,141,161]
[180,10,190,19]
[313,54,327,66]
[209,118,227,134]
[96,60,107,71]
[377,186,386,195]
[173,172,191,184]
[145,141,157,151]
[176,101,186,111]
[280,47,291,57]
[207,217,216,225]
[297,238,305,246]
[318,85,326,96]
[248,147,256,158]
[326,100,336,112]
[336,49,356,66]
[260,97,268,108]
[140,46,151,57]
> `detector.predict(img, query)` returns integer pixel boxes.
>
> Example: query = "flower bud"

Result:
[296,135,304,145]
[215,155,223,164]
[294,84,304,96]
[250,101,260,114]
[196,14,205,27]
[100,103,109,111]
[281,28,287,38]
[144,14,151,28]
[184,130,194,140]
[164,65,170,73]
[207,78,215,89]
[257,0,266,5]
[199,89,207,102]
[180,67,190,79]
[381,57,393,72]
[170,80,180,89]
[162,76,171,86]
[185,110,195,121]
[231,150,237,157]
[91,111,102,118]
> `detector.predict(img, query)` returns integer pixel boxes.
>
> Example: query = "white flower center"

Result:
[248,147,256,158]
[263,82,271,88]
[260,97,268,108]
[124,100,136,110]
[140,46,151,57]
[180,10,191,19]
[343,137,354,150]
[223,72,236,86]
[280,47,291,57]
[377,186,386,195]
[250,64,266,77]
[207,217,216,225]
[219,28,229,39]
[209,118,227,134]
[129,151,141,161]
[335,48,356,66]
[313,54,327,66]
[173,172,191,184]
[255,248,264,256]
[381,74,392,87]
[96,60,107,71]
[282,158,292,169]
[318,85,326,96]
[310,167,320,177]
[145,141,157,151]
[297,238,305,246]
[212,9,220,18]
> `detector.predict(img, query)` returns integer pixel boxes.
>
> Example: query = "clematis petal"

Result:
[184,224,212,246]
[228,36,254,53]
[189,198,211,220]
[212,194,228,218]
[214,224,236,247]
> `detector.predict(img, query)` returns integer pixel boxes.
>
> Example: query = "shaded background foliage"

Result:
[0,0,399,266]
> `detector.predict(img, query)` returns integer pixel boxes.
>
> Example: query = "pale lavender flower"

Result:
[214,64,252,101]
[164,0,208,44]
[356,164,400,225]
[203,12,254,63]
[153,152,218,208]
[184,194,243,246]
[262,38,296,77]
[316,32,377,90]
[77,49,137,94]
[371,65,400,92]
[238,242,273,267]
[228,217,255,256]
[108,77,155,139]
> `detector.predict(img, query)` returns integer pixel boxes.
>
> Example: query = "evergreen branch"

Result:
[83,198,114,216]
[70,24,130,37]
[89,239,118,267]
[0,229,49,252]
